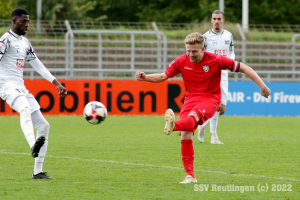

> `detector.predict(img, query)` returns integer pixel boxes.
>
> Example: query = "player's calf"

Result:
[31,136,45,158]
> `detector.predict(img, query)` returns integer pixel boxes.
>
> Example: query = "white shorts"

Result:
[0,85,40,113]
[220,71,228,105]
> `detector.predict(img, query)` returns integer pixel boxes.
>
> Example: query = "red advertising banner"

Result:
[0,80,186,115]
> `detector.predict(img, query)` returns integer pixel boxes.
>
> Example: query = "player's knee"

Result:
[188,111,199,121]
[20,106,31,116]
[41,120,50,134]
[36,119,50,137]
[180,131,193,140]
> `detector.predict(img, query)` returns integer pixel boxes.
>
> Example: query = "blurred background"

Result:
[1,0,300,116]
[1,0,300,81]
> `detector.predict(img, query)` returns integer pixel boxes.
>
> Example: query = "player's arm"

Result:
[52,79,67,98]
[29,58,67,98]
[135,71,168,83]
[239,63,271,98]
[228,34,235,60]
[0,36,9,61]
[203,35,208,51]
[26,41,67,98]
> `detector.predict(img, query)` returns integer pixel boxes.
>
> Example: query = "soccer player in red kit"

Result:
[135,32,271,184]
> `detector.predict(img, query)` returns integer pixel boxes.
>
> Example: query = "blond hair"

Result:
[184,32,204,47]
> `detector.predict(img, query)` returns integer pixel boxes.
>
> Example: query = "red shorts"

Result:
[180,96,220,133]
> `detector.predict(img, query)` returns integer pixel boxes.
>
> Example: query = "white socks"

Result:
[31,110,50,175]
[34,140,48,174]
[11,96,51,175]
[11,96,36,148]
[20,107,36,148]
[210,111,220,140]
[198,111,220,141]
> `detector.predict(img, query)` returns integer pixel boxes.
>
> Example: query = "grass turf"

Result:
[0,115,299,199]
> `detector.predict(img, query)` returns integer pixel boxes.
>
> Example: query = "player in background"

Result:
[136,32,270,184]
[0,8,67,179]
[197,10,235,144]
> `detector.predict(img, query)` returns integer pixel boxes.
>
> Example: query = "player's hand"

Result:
[261,86,271,98]
[135,71,146,81]
[57,84,67,98]
[217,104,226,115]
[53,79,67,98]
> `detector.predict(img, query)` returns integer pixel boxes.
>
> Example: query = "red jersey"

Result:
[165,52,239,101]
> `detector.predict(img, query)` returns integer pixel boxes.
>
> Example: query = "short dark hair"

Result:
[11,8,29,19]
[212,10,224,18]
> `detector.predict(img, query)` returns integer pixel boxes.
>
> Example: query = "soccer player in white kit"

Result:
[197,10,235,144]
[0,8,67,179]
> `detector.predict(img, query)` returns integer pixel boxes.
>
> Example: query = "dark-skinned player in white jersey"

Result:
[0,8,67,179]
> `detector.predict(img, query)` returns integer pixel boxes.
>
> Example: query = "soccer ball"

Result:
[83,101,107,125]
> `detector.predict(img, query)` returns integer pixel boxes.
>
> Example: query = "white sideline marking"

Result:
[1,150,299,182]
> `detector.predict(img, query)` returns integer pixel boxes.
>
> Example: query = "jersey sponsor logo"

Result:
[215,49,228,56]
[203,65,209,72]
[184,67,193,70]
[16,59,25,68]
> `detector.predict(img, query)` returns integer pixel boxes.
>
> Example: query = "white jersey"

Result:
[203,29,235,76]
[0,30,55,89]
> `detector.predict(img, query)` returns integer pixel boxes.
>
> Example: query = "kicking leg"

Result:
[11,96,35,148]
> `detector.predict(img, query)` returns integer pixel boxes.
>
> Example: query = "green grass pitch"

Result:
[0,115,299,199]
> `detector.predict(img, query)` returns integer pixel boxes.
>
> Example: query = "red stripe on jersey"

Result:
[234,62,238,72]
[231,61,235,72]
[231,61,240,72]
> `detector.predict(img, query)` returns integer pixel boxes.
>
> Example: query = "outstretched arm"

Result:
[135,71,169,83]
[239,63,271,98]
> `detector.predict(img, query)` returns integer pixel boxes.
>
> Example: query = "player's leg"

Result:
[210,75,228,144]
[179,131,197,184]
[173,98,218,134]
[164,108,198,135]
[31,110,53,179]
[27,94,54,179]
[197,119,210,143]
[31,110,50,174]
[6,87,45,157]
[170,99,218,183]
[11,95,36,148]
[210,111,222,144]
[169,102,199,134]
[178,103,217,184]
[165,99,219,135]
[164,104,198,183]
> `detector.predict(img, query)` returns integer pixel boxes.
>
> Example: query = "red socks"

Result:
[181,139,195,178]
[174,115,197,132]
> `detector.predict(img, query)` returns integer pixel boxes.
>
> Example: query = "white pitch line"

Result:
[1,150,299,182]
